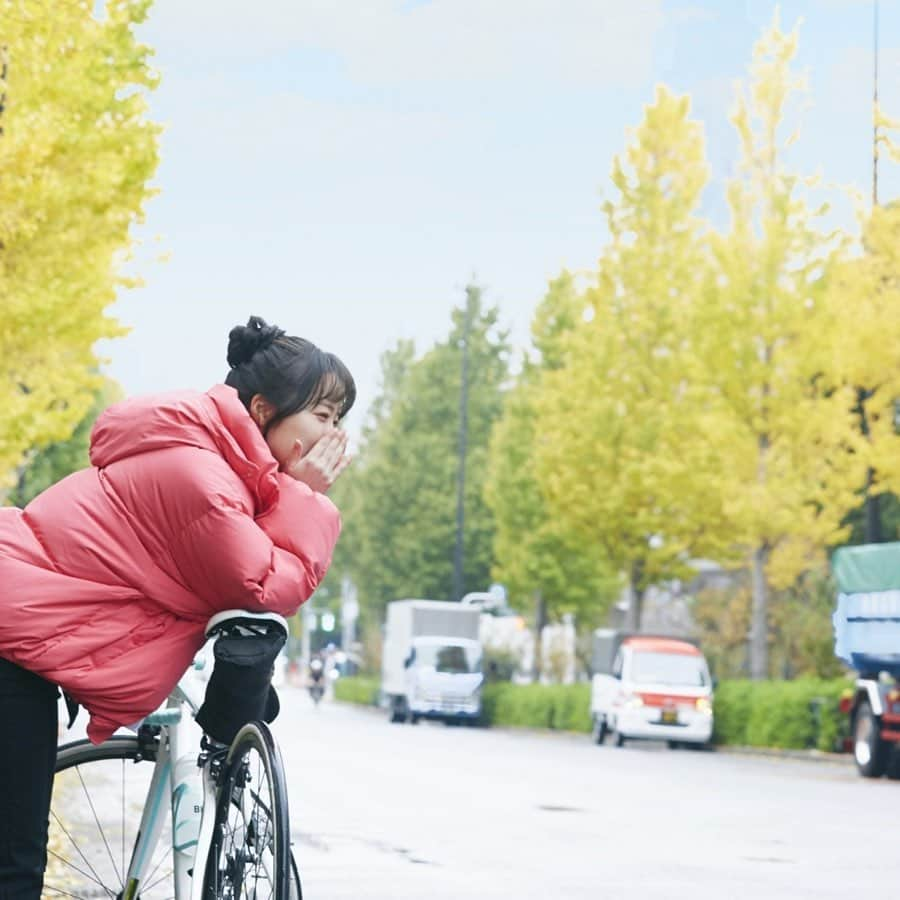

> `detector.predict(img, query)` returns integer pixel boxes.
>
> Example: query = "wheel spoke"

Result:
[142,866,177,895]
[141,848,175,893]
[75,764,124,889]
[51,739,174,899]
[42,884,95,899]
[47,807,116,898]
[46,845,114,896]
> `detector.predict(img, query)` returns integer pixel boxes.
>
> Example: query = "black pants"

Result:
[0,657,58,900]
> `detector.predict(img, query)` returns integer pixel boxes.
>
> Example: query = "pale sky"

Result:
[101,0,900,438]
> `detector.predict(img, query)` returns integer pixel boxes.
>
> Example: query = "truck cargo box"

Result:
[832,542,900,678]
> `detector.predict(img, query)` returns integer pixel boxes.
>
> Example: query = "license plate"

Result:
[661,709,678,725]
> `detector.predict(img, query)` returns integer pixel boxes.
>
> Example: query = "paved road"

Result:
[272,686,900,900]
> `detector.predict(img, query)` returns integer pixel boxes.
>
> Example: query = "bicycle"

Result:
[307,682,325,707]
[45,609,303,900]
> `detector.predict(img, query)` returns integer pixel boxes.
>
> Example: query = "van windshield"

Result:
[415,644,481,674]
[631,651,708,687]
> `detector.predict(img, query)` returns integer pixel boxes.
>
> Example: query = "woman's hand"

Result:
[283,431,352,493]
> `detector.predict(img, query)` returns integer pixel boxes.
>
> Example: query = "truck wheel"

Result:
[389,698,408,724]
[591,715,607,745]
[854,699,888,778]
[410,714,420,725]
[613,728,626,748]
[886,747,900,780]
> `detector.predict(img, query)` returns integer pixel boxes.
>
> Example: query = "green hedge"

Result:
[333,676,380,706]
[482,683,592,732]
[333,676,852,751]
[713,678,849,752]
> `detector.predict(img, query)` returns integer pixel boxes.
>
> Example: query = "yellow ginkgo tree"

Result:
[533,85,722,631]
[819,109,900,535]
[828,197,900,530]
[692,18,865,678]
[0,0,160,482]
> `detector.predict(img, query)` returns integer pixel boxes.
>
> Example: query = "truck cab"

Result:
[382,600,484,725]
[590,632,714,748]
[401,636,482,722]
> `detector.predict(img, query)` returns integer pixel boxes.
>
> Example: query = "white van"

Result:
[590,632,714,748]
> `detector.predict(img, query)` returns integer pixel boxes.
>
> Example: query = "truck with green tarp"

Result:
[832,542,900,777]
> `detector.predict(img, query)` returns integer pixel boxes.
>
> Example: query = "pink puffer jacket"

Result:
[0,384,340,743]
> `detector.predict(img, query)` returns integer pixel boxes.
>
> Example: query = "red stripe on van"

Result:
[637,693,702,708]
[622,637,701,656]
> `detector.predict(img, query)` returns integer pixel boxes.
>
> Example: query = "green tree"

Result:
[533,85,718,631]
[486,272,618,631]
[769,569,847,680]
[328,340,416,575]
[0,0,160,483]
[321,340,418,663]
[691,579,752,679]
[335,286,509,621]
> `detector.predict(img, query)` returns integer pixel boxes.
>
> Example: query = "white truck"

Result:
[382,599,483,725]
[590,629,714,748]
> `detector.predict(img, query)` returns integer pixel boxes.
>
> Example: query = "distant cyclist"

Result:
[0,316,354,898]
[308,653,326,705]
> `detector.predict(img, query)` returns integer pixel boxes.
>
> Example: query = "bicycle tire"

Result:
[203,721,298,900]
[48,735,175,899]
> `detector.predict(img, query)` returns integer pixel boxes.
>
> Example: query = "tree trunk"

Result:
[750,545,769,680]
[625,564,645,632]
[0,45,7,139]
[532,590,547,682]
[856,389,883,543]
[864,468,883,544]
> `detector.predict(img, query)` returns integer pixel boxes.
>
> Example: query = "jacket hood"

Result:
[89,384,280,513]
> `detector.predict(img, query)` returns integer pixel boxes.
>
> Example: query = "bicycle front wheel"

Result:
[48,735,174,899]
[204,721,297,900]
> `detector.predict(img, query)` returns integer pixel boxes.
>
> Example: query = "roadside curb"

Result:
[712,744,850,765]
[333,699,854,765]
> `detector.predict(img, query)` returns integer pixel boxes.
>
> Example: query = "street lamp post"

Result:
[862,0,883,544]
[873,0,879,209]
[453,285,477,602]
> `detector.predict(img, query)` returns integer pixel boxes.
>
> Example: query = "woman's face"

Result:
[251,395,342,469]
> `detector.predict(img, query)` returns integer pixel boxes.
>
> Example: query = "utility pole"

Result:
[863,0,883,544]
[452,285,477,602]
[873,0,879,209]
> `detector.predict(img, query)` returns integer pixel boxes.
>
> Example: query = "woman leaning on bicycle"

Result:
[0,316,354,899]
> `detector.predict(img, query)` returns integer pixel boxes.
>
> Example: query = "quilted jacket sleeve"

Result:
[169,476,341,617]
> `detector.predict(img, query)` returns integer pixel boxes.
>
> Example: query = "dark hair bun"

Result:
[227,316,285,368]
